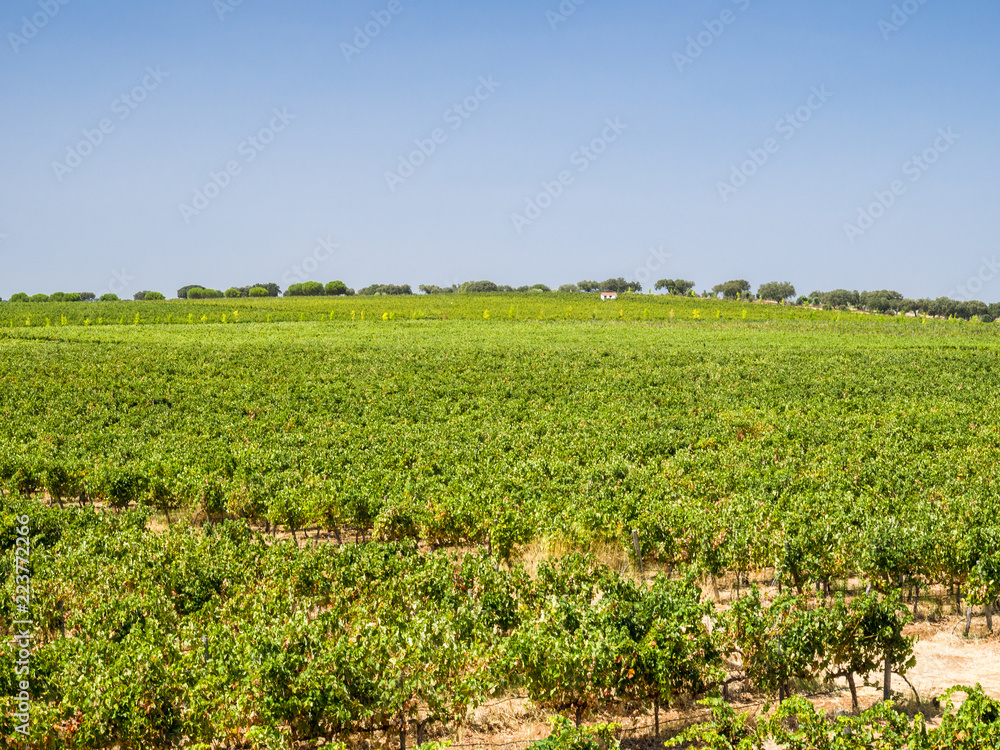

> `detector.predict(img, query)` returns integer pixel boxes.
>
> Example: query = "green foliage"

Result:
[712,280,751,300]
[9,292,29,302]
[460,280,499,293]
[673,686,1000,749]
[187,287,224,299]
[530,716,620,749]
[100,292,120,301]
[666,698,762,750]
[655,279,696,295]
[325,280,348,296]
[757,281,796,302]
[144,291,166,301]
[357,283,412,295]
[285,281,326,297]
[727,588,830,698]
[225,287,241,298]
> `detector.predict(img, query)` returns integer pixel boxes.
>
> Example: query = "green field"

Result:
[2,294,1000,748]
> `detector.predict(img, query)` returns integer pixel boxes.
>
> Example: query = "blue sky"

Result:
[2,0,999,300]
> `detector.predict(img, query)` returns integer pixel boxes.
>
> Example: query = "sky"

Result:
[2,0,999,301]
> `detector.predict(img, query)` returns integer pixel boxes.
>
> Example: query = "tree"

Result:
[357,284,412,296]
[63,293,83,302]
[302,281,325,296]
[50,292,67,302]
[224,288,241,298]
[100,293,120,302]
[419,284,455,294]
[31,294,49,302]
[247,282,281,297]
[600,277,642,294]
[558,284,579,293]
[654,279,695,296]
[712,280,751,300]
[188,288,223,299]
[78,292,96,301]
[757,282,796,302]
[133,291,151,301]
[325,280,348,296]
[811,289,859,309]
[248,286,269,298]
[9,292,29,302]
[859,290,904,314]
[144,291,166,300]
[577,280,601,292]
[459,280,499,293]
[177,285,204,299]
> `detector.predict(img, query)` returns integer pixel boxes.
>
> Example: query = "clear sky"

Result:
[2,0,999,300]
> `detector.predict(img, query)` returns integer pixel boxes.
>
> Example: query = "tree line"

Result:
[4,277,1000,320]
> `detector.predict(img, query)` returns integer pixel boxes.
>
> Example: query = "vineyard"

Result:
[3,295,1000,748]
